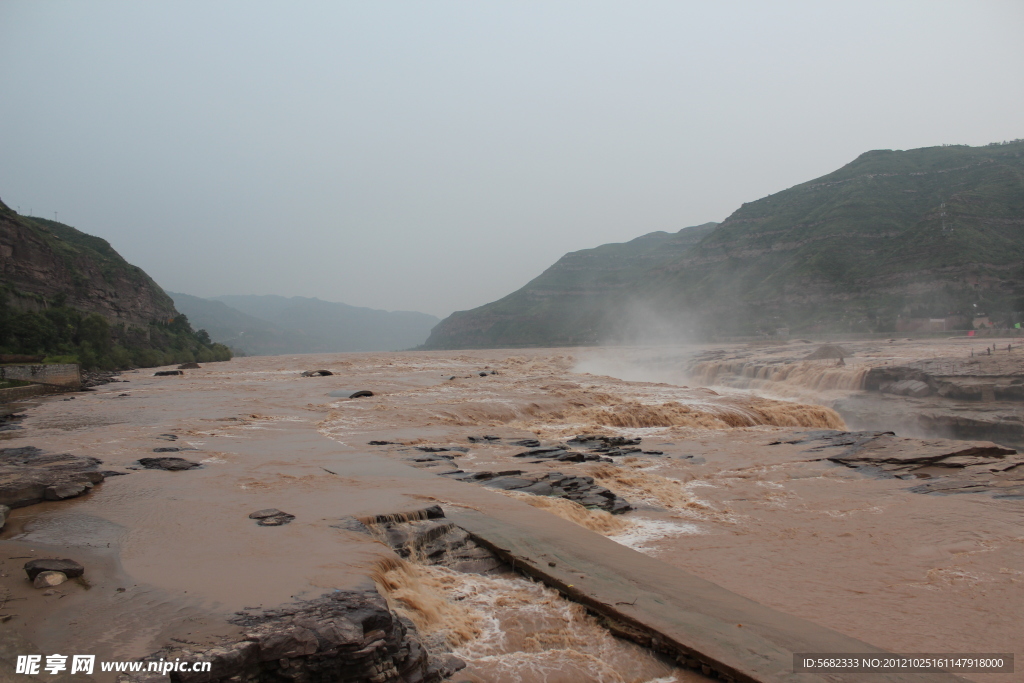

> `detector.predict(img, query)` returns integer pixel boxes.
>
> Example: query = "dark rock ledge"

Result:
[123,506,472,683]
[122,589,461,683]
[441,469,633,514]
[779,430,1024,497]
[0,446,107,509]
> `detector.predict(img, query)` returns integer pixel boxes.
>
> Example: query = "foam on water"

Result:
[372,559,693,683]
[609,518,704,553]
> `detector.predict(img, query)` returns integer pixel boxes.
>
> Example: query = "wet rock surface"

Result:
[513,446,612,463]
[834,393,1024,448]
[443,469,633,513]
[33,570,68,588]
[81,369,122,388]
[0,446,105,508]
[126,589,461,683]
[865,355,1024,402]
[249,509,296,526]
[342,507,506,576]
[457,434,649,462]
[783,430,1024,498]
[465,435,500,443]
[376,434,640,511]
[137,456,201,471]
[0,408,26,433]
[24,558,85,581]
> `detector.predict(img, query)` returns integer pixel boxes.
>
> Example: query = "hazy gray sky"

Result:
[2,1,1022,317]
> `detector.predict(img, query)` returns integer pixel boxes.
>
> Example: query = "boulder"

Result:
[44,481,93,500]
[328,389,373,398]
[0,504,8,529]
[0,446,105,509]
[301,370,333,377]
[154,370,184,376]
[249,509,295,526]
[138,457,201,471]
[125,589,458,683]
[25,558,85,581]
[33,571,68,588]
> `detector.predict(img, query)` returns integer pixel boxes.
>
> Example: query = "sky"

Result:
[1,2,1022,318]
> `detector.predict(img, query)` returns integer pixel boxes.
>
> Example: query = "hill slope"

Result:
[0,198,230,368]
[425,140,1024,348]
[167,292,298,356]
[0,199,176,324]
[172,294,440,354]
[424,222,718,348]
[648,141,1024,335]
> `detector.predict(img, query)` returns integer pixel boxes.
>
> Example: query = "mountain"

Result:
[166,292,298,356]
[0,198,231,368]
[648,140,1024,336]
[0,199,175,325]
[171,293,440,354]
[424,140,1024,348]
[423,223,718,348]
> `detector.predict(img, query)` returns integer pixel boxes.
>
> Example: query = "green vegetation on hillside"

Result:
[0,289,231,369]
[12,212,177,311]
[649,140,1024,335]
[0,196,230,369]
[425,140,1024,348]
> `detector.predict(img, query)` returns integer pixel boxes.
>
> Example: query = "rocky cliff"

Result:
[0,198,176,326]
[425,140,1024,348]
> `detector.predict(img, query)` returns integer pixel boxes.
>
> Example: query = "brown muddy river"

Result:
[1,346,1021,682]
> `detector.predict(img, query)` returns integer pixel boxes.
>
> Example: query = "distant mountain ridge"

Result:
[170,293,439,354]
[424,140,1024,348]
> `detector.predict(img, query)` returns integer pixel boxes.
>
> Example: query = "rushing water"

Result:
[3,347,1020,683]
